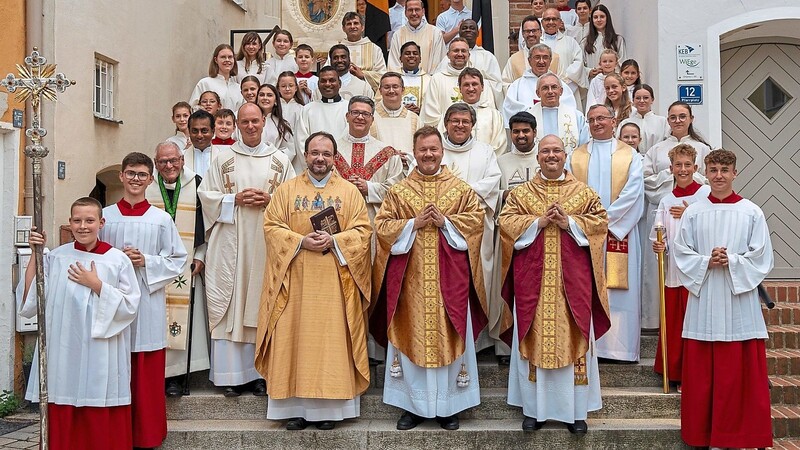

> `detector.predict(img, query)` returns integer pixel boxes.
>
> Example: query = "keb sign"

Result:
[677,44,703,81]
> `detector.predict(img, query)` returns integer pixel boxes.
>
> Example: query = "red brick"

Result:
[790,287,799,303]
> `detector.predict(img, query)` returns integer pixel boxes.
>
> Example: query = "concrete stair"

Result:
[160,282,800,449]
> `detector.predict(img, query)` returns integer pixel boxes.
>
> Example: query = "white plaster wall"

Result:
[0,121,21,392]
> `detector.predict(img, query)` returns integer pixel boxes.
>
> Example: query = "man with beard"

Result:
[370,72,420,166]
[315,45,374,101]
[525,72,588,156]
[389,0,447,74]
[498,112,540,198]
[294,66,349,173]
[503,16,560,85]
[504,45,577,124]
[256,131,372,431]
[499,134,610,434]
[372,125,487,431]
[331,12,386,90]
[198,103,295,396]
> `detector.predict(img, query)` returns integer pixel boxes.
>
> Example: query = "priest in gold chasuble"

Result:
[256,131,372,430]
[500,135,610,433]
[372,126,487,431]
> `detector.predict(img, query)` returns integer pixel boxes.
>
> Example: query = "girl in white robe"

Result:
[167,101,193,152]
[582,4,626,88]
[264,30,299,86]
[234,31,268,84]
[190,44,245,112]
[257,83,295,163]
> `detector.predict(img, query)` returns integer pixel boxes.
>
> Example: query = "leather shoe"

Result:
[286,417,309,430]
[315,420,337,430]
[252,379,267,396]
[437,414,459,430]
[396,411,424,430]
[497,355,511,366]
[223,386,241,397]
[165,379,182,397]
[566,420,588,434]
[522,416,544,431]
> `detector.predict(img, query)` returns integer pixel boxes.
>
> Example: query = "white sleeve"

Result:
[91,259,141,339]
[727,211,774,295]
[218,194,236,224]
[330,237,348,266]
[390,220,417,255]
[441,218,468,251]
[514,220,541,250]
[143,219,189,293]
[566,217,590,246]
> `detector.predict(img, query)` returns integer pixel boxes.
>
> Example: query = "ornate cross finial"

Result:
[1,47,75,160]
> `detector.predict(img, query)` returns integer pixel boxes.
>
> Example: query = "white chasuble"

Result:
[528,104,588,155]
[370,101,421,156]
[505,72,578,125]
[388,23,447,74]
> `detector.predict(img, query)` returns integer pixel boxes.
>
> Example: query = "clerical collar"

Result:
[321,95,342,103]
[212,137,235,145]
[195,144,212,153]
[415,166,443,177]
[117,199,150,216]
[540,170,566,181]
[673,181,702,198]
[74,240,112,255]
[403,68,420,75]
[708,192,743,204]
[162,179,178,189]
[593,137,614,144]
[445,135,473,149]
[381,103,404,117]
[307,170,333,187]
[239,141,264,153]
[347,133,370,143]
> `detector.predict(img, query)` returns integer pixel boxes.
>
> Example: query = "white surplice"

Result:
[167,131,192,153]
[618,111,671,154]
[264,54,299,86]
[293,98,349,174]
[198,141,295,385]
[189,75,245,112]
[504,70,578,125]
[541,31,586,100]
[388,22,447,74]
[19,244,140,406]
[567,138,644,361]
[234,59,268,85]
[100,203,187,352]
[673,197,773,341]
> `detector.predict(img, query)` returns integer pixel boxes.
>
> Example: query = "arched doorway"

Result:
[94,165,124,207]
[721,37,800,279]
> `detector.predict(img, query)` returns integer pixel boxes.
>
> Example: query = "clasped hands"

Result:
[302,230,334,253]
[413,204,446,230]
[235,188,270,207]
[538,203,570,230]
[709,246,729,268]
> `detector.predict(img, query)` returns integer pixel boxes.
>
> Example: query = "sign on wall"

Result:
[678,84,703,105]
[677,44,703,81]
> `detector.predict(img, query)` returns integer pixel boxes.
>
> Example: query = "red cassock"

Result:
[49,403,132,450]
[653,286,689,382]
[131,349,167,447]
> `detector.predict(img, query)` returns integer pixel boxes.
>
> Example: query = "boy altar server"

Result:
[18,197,140,450]
[674,148,773,449]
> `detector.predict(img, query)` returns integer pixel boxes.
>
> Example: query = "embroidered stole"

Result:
[334,142,396,181]
[530,104,580,155]
[570,140,634,289]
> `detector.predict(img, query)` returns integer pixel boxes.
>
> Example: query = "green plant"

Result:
[0,390,20,418]
[22,343,35,365]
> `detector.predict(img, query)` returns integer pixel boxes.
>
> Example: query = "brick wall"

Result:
[507,0,532,54]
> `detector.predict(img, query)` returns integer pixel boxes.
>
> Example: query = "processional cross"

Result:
[2,47,75,450]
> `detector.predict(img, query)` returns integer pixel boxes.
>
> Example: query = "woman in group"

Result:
[265,29,298,85]
[618,122,642,151]
[640,101,711,331]
[240,75,261,104]
[190,44,244,111]
[276,71,305,127]
[619,84,670,154]
[199,91,221,116]
[566,0,592,44]
[620,59,642,100]
[235,31,267,84]
[604,73,632,123]
[256,83,295,162]
[583,4,627,84]
[167,101,192,151]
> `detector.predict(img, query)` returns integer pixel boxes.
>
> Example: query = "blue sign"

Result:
[678,85,703,105]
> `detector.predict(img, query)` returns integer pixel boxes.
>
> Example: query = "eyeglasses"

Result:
[348,110,373,118]
[156,157,182,166]
[307,151,335,159]
[522,29,541,34]
[123,170,151,180]
[539,148,565,155]
[587,116,613,124]
[668,114,690,122]
[447,119,473,126]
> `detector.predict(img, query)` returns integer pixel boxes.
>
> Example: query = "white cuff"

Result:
[442,218,468,251]
[390,220,416,255]
[514,219,541,250]
[218,194,236,224]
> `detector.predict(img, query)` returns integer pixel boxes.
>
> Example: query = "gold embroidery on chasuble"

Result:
[387,177,470,368]
[221,157,236,194]
[516,181,588,385]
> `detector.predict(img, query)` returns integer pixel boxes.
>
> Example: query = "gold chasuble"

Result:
[256,171,372,400]
[498,171,610,383]
[570,141,635,289]
[372,167,488,368]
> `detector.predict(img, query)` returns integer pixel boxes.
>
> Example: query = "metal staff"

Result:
[182,266,198,396]
[654,221,670,394]
[2,48,74,449]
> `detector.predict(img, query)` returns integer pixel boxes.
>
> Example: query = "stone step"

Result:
[773,437,800,449]
[768,349,800,376]
[773,405,800,439]
[161,418,687,450]
[769,325,800,350]
[165,387,681,421]
[771,376,800,405]
[765,304,800,326]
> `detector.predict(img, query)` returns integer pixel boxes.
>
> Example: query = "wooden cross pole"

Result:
[1,47,75,450]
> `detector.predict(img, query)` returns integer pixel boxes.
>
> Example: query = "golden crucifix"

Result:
[2,47,74,450]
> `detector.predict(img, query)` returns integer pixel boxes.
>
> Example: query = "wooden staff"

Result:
[655,222,669,394]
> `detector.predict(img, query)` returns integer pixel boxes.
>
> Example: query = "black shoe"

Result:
[522,416,544,431]
[286,417,309,430]
[315,420,337,430]
[566,420,588,434]
[396,411,424,430]
[437,414,459,430]
[165,379,182,398]
[253,379,267,396]
[223,386,241,397]
[497,355,511,366]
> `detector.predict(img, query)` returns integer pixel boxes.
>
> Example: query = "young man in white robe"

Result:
[673,149,773,449]
[567,104,644,362]
[145,142,211,397]
[540,8,585,110]
[100,152,187,449]
[437,68,507,157]
[525,72,588,156]
[332,12,387,91]
[388,0,447,74]
[441,103,502,352]
[398,41,431,116]
[294,67,349,174]
[505,46,577,125]
[185,109,219,178]
[371,72,421,164]
[18,197,140,450]
[198,103,295,397]
[314,45,374,101]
